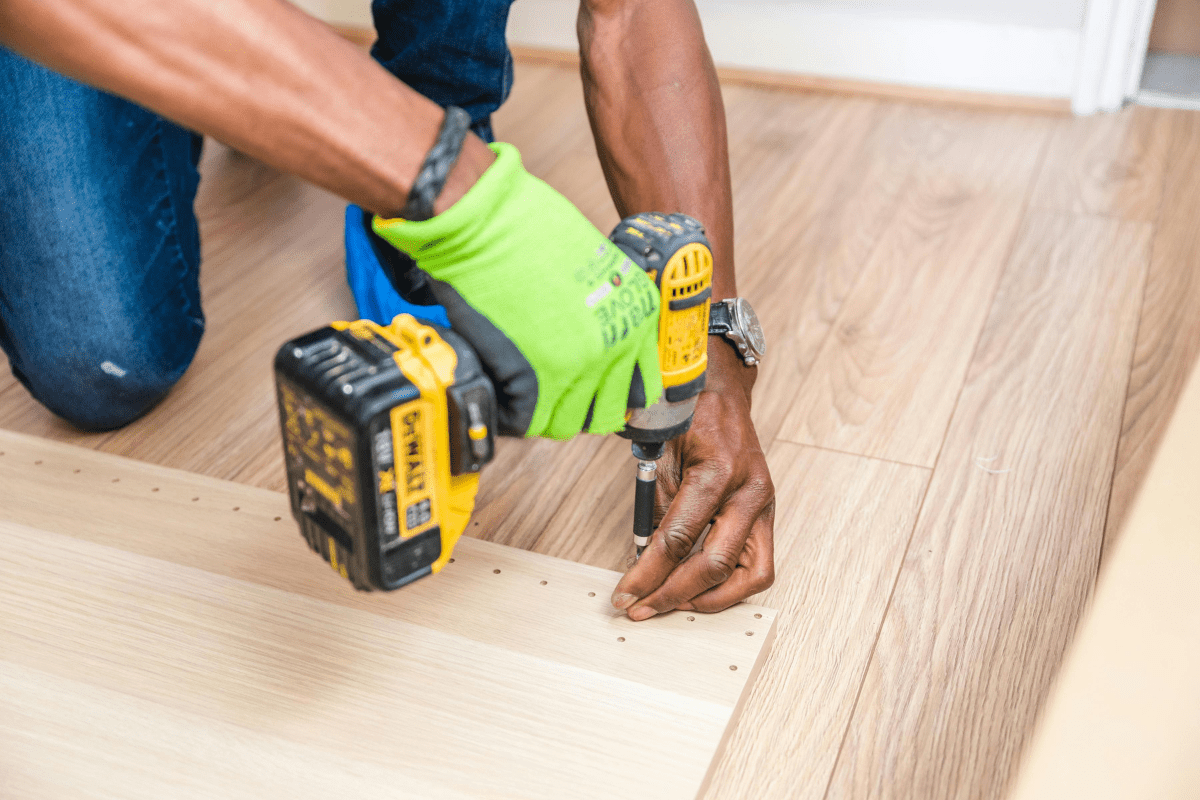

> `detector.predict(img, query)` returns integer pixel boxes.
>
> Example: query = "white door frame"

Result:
[1074,0,1159,113]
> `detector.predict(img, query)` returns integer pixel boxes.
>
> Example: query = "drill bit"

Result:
[633,445,661,558]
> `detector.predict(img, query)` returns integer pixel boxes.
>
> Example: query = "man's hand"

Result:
[374,143,664,441]
[612,339,775,618]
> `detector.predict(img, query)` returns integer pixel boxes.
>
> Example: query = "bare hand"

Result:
[611,339,775,619]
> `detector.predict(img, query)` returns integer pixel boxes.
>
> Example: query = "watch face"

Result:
[733,298,767,358]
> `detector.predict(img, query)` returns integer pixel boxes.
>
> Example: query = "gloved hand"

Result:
[373,142,663,440]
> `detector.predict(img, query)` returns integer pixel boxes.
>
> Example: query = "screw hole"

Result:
[192,497,199,502]
[34,460,42,465]
[539,580,547,586]
[754,613,762,619]
[729,665,738,672]
[617,637,625,643]
[587,592,596,597]
[73,469,81,474]
[493,569,501,574]
[745,631,754,636]
[111,478,119,483]
[687,616,696,622]
[232,507,240,512]
[151,487,159,492]
[449,558,455,563]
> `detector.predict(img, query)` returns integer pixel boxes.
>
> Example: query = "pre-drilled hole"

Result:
[729,665,738,672]
[449,558,455,563]
[192,497,199,502]
[539,580,547,585]
[616,637,625,643]
[73,469,81,474]
[493,569,501,574]
[111,478,119,483]
[232,507,240,512]
[745,631,754,636]
[34,460,41,465]
[587,592,596,597]
[687,616,695,622]
[754,613,762,619]
[151,488,159,492]
[274,516,282,521]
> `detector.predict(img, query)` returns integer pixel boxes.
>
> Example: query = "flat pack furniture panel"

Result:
[0,430,777,800]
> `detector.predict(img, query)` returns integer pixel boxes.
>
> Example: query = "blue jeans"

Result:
[0,0,515,430]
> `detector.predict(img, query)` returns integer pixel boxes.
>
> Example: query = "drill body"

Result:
[274,213,711,590]
[612,214,714,556]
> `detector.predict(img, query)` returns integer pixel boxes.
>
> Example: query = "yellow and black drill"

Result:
[274,212,712,590]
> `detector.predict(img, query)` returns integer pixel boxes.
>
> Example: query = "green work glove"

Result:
[373,142,663,440]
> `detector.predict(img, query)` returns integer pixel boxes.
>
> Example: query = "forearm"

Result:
[0,0,492,216]
[578,0,736,300]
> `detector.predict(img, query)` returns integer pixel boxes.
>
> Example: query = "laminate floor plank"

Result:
[1102,111,1200,559]
[1028,104,1171,222]
[825,212,1151,800]
[779,111,1055,467]
[704,443,930,800]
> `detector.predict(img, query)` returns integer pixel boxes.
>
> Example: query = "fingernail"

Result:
[677,602,696,611]
[612,592,638,610]
[628,607,658,622]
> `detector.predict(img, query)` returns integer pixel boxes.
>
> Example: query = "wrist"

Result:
[707,334,757,403]
[434,134,496,215]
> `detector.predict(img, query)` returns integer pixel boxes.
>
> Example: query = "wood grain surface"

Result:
[0,59,1198,800]
[1103,111,1200,559]
[826,213,1151,800]
[1008,339,1200,800]
[778,111,1053,466]
[0,430,776,800]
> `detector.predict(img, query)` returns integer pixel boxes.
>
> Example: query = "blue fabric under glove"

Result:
[343,204,450,327]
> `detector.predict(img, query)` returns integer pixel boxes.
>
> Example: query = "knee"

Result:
[18,326,200,431]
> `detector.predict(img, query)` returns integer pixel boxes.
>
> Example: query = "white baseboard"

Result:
[507,0,1081,99]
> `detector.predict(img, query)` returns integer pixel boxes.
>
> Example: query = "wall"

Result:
[293,0,1093,101]
[506,0,1087,99]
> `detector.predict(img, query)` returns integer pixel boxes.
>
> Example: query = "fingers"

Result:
[624,487,761,620]
[610,463,727,614]
[679,507,775,613]
[540,377,596,440]
[586,356,637,436]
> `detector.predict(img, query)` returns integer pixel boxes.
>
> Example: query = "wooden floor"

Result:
[2,61,1199,799]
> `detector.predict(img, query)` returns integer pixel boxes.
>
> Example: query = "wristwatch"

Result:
[709,298,766,366]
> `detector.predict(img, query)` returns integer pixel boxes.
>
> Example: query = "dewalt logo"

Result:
[401,409,426,494]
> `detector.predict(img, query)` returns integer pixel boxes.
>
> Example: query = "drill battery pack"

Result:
[274,315,496,591]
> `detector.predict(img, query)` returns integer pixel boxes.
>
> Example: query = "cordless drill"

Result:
[610,214,712,558]
[274,212,712,590]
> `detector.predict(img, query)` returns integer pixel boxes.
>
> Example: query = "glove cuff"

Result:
[372,142,520,257]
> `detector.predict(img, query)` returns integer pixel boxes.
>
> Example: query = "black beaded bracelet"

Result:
[400,105,473,221]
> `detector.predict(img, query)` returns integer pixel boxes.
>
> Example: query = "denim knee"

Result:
[11,324,199,431]
[0,47,205,431]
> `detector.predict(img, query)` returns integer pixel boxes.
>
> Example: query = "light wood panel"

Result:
[0,429,776,800]
[1028,104,1170,222]
[1103,111,1200,558]
[826,212,1151,800]
[704,442,930,800]
[779,111,1053,467]
[1007,351,1200,800]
